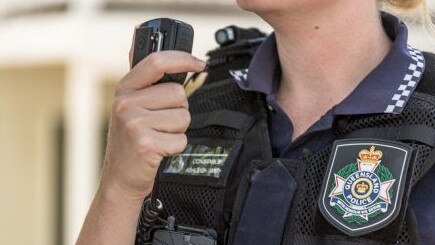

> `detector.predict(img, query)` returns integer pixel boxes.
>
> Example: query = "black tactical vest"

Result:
[136,42,435,245]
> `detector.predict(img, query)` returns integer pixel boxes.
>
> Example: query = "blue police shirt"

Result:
[231,13,434,244]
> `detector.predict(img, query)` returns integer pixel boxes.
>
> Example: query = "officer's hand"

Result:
[101,50,206,200]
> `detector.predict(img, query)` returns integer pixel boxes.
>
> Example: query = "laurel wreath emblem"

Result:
[329,163,395,225]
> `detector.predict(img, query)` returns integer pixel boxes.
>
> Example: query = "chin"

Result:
[236,0,338,15]
[236,0,286,13]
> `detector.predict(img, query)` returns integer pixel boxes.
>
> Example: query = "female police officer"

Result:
[77,0,435,244]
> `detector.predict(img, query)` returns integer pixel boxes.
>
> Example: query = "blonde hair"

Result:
[380,0,434,33]
[385,0,424,10]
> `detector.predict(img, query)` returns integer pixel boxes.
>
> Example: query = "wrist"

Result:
[77,177,149,244]
[98,178,152,208]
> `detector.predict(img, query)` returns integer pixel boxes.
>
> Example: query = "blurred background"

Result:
[0,1,433,245]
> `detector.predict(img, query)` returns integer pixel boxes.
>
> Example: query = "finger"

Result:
[143,108,191,133]
[120,83,188,111]
[152,131,188,157]
[120,51,206,91]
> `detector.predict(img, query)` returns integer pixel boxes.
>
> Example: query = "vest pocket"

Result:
[155,109,255,243]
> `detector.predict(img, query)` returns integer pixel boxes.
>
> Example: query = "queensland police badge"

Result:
[318,139,413,236]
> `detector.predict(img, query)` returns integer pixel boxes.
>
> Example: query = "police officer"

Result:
[77,0,435,244]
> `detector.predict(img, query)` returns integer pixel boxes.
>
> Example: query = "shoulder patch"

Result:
[318,139,413,237]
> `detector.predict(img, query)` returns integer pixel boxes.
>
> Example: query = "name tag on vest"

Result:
[163,143,231,178]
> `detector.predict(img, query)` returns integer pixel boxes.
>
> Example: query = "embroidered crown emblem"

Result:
[358,146,383,164]
[357,146,383,173]
[356,182,369,193]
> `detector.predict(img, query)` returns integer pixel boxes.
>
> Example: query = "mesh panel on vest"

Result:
[292,146,332,236]
[282,96,435,245]
[188,126,240,141]
[408,143,431,188]
[398,215,410,244]
[136,79,262,244]
[336,97,435,133]
[159,181,223,227]
[188,79,259,115]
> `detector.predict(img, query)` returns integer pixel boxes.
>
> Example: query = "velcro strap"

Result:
[343,125,435,147]
[190,110,252,130]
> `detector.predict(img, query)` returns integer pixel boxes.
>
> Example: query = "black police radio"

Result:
[132,18,194,84]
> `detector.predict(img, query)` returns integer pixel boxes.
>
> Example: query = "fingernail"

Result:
[195,58,207,69]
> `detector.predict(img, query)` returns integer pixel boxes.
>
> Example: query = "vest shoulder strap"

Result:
[415,52,435,96]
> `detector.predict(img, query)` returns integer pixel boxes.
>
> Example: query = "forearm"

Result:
[76,183,149,245]
[76,45,203,244]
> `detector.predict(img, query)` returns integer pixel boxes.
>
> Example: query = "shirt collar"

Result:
[230,13,426,115]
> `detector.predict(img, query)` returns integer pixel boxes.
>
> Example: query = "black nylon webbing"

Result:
[343,125,435,147]
[418,148,435,183]
[190,110,252,130]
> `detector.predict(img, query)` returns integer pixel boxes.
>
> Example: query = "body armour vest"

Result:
[136,47,435,245]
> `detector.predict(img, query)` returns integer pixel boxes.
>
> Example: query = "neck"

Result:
[261,2,393,106]
[256,1,393,139]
